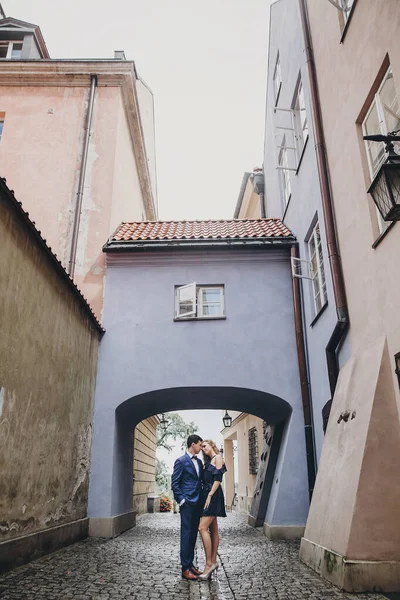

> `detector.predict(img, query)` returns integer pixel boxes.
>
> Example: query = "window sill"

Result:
[372,220,396,249]
[174,316,227,322]
[295,136,309,175]
[340,0,358,44]
[310,301,328,328]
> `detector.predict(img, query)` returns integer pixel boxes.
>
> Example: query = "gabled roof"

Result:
[0,17,50,58]
[104,219,295,251]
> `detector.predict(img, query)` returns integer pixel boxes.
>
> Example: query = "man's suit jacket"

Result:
[171,453,204,506]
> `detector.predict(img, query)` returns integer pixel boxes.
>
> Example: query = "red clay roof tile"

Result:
[111,219,294,243]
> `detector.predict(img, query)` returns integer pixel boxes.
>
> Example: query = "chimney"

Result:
[114,50,126,60]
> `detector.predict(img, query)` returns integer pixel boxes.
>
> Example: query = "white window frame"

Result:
[175,284,225,320]
[0,41,23,59]
[293,81,309,157]
[278,138,292,207]
[307,223,327,315]
[327,0,355,23]
[362,66,400,232]
[273,53,282,104]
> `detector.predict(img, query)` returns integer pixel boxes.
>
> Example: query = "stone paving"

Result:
[0,513,389,600]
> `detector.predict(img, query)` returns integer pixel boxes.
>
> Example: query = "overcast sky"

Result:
[12,0,271,220]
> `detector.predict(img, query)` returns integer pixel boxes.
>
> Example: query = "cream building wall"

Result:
[133,416,158,514]
[299,0,400,591]
[222,411,264,515]
[0,61,157,318]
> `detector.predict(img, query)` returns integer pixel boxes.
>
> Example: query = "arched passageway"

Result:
[88,386,309,540]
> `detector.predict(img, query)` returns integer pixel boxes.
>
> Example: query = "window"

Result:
[175,284,225,320]
[0,115,4,142]
[278,138,291,207]
[293,81,309,157]
[0,41,23,59]
[307,223,327,314]
[362,66,400,232]
[327,0,355,24]
[248,427,258,475]
[273,54,282,104]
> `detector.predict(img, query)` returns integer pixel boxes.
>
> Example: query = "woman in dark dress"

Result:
[198,440,227,581]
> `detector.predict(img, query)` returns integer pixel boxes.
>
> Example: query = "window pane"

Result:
[0,121,3,141]
[201,288,222,303]
[0,44,8,59]
[363,103,386,176]
[11,45,22,59]
[178,301,194,316]
[380,71,400,134]
[202,304,223,316]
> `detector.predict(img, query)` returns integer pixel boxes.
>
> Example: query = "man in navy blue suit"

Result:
[171,434,204,580]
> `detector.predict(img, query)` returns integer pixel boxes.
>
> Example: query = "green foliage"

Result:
[156,412,199,452]
[155,458,170,495]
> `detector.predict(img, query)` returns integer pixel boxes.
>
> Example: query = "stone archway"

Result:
[88,386,309,539]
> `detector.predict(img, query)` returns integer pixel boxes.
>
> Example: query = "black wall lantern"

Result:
[159,413,169,432]
[395,353,400,389]
[363,131,400,221]
[222,410,232,428]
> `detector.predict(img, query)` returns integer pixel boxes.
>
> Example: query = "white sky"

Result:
[12,0,272,220]
[10,1,271,466]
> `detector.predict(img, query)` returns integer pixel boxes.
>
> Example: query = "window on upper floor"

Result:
[175,284,225,320]
[293,81,309,159]
[0,41,23,59]
[0,115,4,142]
[362,66,400,233]
[273,53,282,105]
[328,0,356,32]
[248,427,258,475]
[278,137,292,208]
[307,222,327,315]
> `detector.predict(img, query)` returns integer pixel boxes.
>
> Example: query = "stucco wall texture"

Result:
[0,83,146,318]
[89,248,310,528]
[0,189,100,542]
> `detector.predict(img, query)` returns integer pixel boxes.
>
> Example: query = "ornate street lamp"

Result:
[222,410,232,428]
[219,445,224,456]
[159,413,169,432]
[363,130,400,221]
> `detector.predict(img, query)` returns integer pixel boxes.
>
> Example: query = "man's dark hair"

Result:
[187,434,203,448]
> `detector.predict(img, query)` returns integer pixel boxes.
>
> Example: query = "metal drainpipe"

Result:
[298,0,349,402]
[291,244,316,500]
[68,74,97,278]
[260,192,266,218]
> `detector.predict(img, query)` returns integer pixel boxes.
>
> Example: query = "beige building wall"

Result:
[222,412,264,514]
[0,62,157,319]
[300,0,400,591]
[236,177,262,219]
[0,179,101,562]
[133,416,158,514]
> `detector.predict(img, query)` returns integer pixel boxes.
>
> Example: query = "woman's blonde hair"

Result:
[203,440,220,456]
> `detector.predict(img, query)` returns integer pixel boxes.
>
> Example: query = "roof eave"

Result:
[103,237,296,252]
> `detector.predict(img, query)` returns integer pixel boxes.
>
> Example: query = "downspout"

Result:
[298,1,349,402]
[68,74,97,278]
[291,244,316,500]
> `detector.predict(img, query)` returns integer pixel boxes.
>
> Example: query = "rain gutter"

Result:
[298,0,349,402]
[291,244,316,499]
[103,237,296,252]
[68,74,97,278]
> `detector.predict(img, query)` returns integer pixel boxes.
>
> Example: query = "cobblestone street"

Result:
[0,513,388,600]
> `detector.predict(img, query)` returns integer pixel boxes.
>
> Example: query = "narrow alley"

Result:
[0,514,388,600]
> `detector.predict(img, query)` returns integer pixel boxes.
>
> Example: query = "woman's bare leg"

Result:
[209,518,220,564]
[198,516,215,571]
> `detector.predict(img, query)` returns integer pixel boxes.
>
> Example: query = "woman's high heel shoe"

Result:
[198,563,218,581]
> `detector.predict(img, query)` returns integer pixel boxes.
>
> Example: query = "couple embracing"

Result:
[171,434,227,581]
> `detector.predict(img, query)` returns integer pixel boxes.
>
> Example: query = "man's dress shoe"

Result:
[190,565,203,576]
[182,569,198,580]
